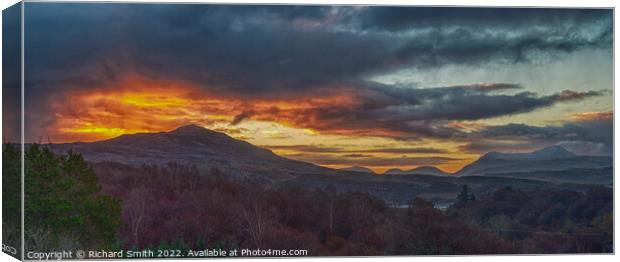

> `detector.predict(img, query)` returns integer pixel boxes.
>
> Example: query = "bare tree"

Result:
[125,187,148,247]
[326,187,337,233]
[239,197,275,249]
[185,164,200,192]
[166,162,184,195]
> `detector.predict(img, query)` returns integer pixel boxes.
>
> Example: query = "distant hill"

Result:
[49,124,331,180]
[481,145,576,160]
[480,167,613,185]
[340,166,375,174]
[383,166,450,176]
[456,146,612,180]
[408,166,451,176]
[383,168,406,175]
[45,128,611,204]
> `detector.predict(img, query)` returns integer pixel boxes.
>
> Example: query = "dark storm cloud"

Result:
[231,110,255,125]
[271,83,604,140]
[391,29,611,67]
[25,4,395,95]
[477,119,613,145]
[353,7,612,66]
[283,153,460,167]
[2,3,22,143]
[360,84,604,122]
[458,141,547,154]
[264,144,449,154]
[461,83,523,91]
[23,3,612,143]
[266,145,344,153]
[24,4,612,95]
[362,147,449,154]
[467,118,613,155]
[356,7,610,31]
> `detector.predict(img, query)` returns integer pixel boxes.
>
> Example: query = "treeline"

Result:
[448,185,613,253]
[93,161,613,255]
[92,162,511,255]
[5,145,613,255]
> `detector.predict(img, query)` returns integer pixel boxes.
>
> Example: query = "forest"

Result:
[3,144,614,256]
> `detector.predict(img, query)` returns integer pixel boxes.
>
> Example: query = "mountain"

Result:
[481,145,577,160]
[456,146,612,179]
[44,127,610,204]
[407,166,450,176]
[383,168,406,175]
[383,166,450,176]
[49,124,330,180]
[341,166,375,174]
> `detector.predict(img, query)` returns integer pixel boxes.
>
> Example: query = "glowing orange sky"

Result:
[43,75,482,173]
[44,75,612,174]
[51,75,370,141]
[13,4,613,175]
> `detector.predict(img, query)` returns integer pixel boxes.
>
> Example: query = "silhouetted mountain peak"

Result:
[410,166,449,175]
[171,124,216,135]
[341,166,375,174]
[164,124,239,144]
[456,145,606,176]
[51,124,329,180]
[531,145,576,158]
[383,166,450,176]
[481,145,576,160]
[174,123,204,130]
[383,168,405,175]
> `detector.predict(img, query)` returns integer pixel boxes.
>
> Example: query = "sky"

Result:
[9,3,613,173]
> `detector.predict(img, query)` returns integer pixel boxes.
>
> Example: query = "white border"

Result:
[0,1,617,262]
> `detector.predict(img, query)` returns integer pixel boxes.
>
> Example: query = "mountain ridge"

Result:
[481,145,577,161]
[42,127,612,204]
[340,166,376,174]
[383,166,450,176]
[457,145,611,177]
[49,124,332,180]
[46,127,612,185]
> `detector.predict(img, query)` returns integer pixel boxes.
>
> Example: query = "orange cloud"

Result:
[44,74,480,172]
[569,111,613,121]
[48,75,373,142]
[446,121,486,132]
[50,75,234,142]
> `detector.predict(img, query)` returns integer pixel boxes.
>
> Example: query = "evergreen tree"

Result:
[456,185,475,205]
[24,144,121,251]
[2,143,21,255]
[457,185,469,203]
